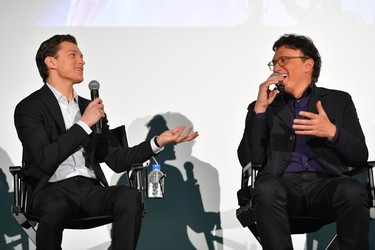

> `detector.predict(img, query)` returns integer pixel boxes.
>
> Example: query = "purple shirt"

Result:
[283,85,328,176]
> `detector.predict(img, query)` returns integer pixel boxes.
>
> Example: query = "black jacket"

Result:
[238,84,368,177]
[14,84,154,208]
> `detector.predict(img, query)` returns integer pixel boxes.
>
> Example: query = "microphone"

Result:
[276,84,285,92]
[88,80,102,134]
[270,73,285,92]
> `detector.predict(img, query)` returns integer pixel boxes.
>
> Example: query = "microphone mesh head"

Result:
[88,80,100,90]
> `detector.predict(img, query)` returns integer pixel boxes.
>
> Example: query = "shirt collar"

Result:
[46,83,78,103]
[285,81,314,101]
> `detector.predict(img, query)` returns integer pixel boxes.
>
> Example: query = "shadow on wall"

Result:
[117,112,222,250]
[0,147,30,249]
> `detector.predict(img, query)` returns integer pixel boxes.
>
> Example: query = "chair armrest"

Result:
[367,161,375,208]
[239,162,263,209]
[9,166,22,213]
[128,160,150,192]
[241,162,262,189]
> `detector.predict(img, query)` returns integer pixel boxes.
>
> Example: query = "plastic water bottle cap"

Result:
[152,164,161,170]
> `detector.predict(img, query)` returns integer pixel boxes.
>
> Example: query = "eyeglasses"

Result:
[267,56,309,71]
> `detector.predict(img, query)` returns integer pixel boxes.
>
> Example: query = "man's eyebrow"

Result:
[66,49,83,57]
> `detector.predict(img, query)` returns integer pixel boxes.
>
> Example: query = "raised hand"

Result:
[254,73,285,113]
[80,97,105,127]
[156,125,199,147]
[292,101,337,141]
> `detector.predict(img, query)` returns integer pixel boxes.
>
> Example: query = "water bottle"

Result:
[147,164,164,198]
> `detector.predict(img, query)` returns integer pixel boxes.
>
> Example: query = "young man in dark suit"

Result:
[238,34,369,250]
[14,34,198,250]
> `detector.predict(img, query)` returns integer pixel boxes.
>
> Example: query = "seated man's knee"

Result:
[114,187,142,214]
[37,198,72,227]
[254,176,286,205]
[334,178,369,210]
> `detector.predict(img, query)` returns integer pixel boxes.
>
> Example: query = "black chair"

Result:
[236,161,375,250]
[9,125,149,247]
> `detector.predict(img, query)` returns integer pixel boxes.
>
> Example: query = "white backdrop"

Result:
[1,1,374,250]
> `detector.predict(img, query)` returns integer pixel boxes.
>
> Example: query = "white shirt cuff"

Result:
[76,120,92,134]
[150,136,164,154]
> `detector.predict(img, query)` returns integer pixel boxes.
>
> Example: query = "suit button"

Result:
[290,135,295,141]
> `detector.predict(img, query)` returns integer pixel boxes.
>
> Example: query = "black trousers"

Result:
[253,173,370,250]
[31,176,142,250]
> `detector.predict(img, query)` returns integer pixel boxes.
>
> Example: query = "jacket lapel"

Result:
[308,84,319,113]
[39,84,66,132]
[308,84,327,113]
[78,96,89,117]
[77,97,109,186]
[270,94,293,128]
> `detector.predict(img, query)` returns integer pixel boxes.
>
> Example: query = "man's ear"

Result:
[44,56,56,69]
[305,58,314,73]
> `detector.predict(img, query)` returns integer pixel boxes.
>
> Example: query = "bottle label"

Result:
[147,170,164,199]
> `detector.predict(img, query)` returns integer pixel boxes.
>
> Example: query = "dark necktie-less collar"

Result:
[283,82,313,118]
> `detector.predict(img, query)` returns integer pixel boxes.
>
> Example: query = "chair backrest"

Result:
[111,125,129,148]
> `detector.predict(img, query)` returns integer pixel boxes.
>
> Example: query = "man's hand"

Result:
[292,101,336,141]
[156,126,199,147]
[254,74,285,113]
[80,98,105,127]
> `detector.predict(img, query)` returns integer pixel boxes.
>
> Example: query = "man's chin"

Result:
[74,79,84,84]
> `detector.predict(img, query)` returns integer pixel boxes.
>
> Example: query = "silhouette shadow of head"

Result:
[117,113,222,249]
[145,114,176,164]
[117,114,193,249]
[116,114,202,249]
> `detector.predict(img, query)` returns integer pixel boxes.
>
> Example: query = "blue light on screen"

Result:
[1,0,374,26]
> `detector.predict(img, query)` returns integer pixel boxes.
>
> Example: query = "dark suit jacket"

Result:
[238,83,368,177]
[14,84,155,209]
